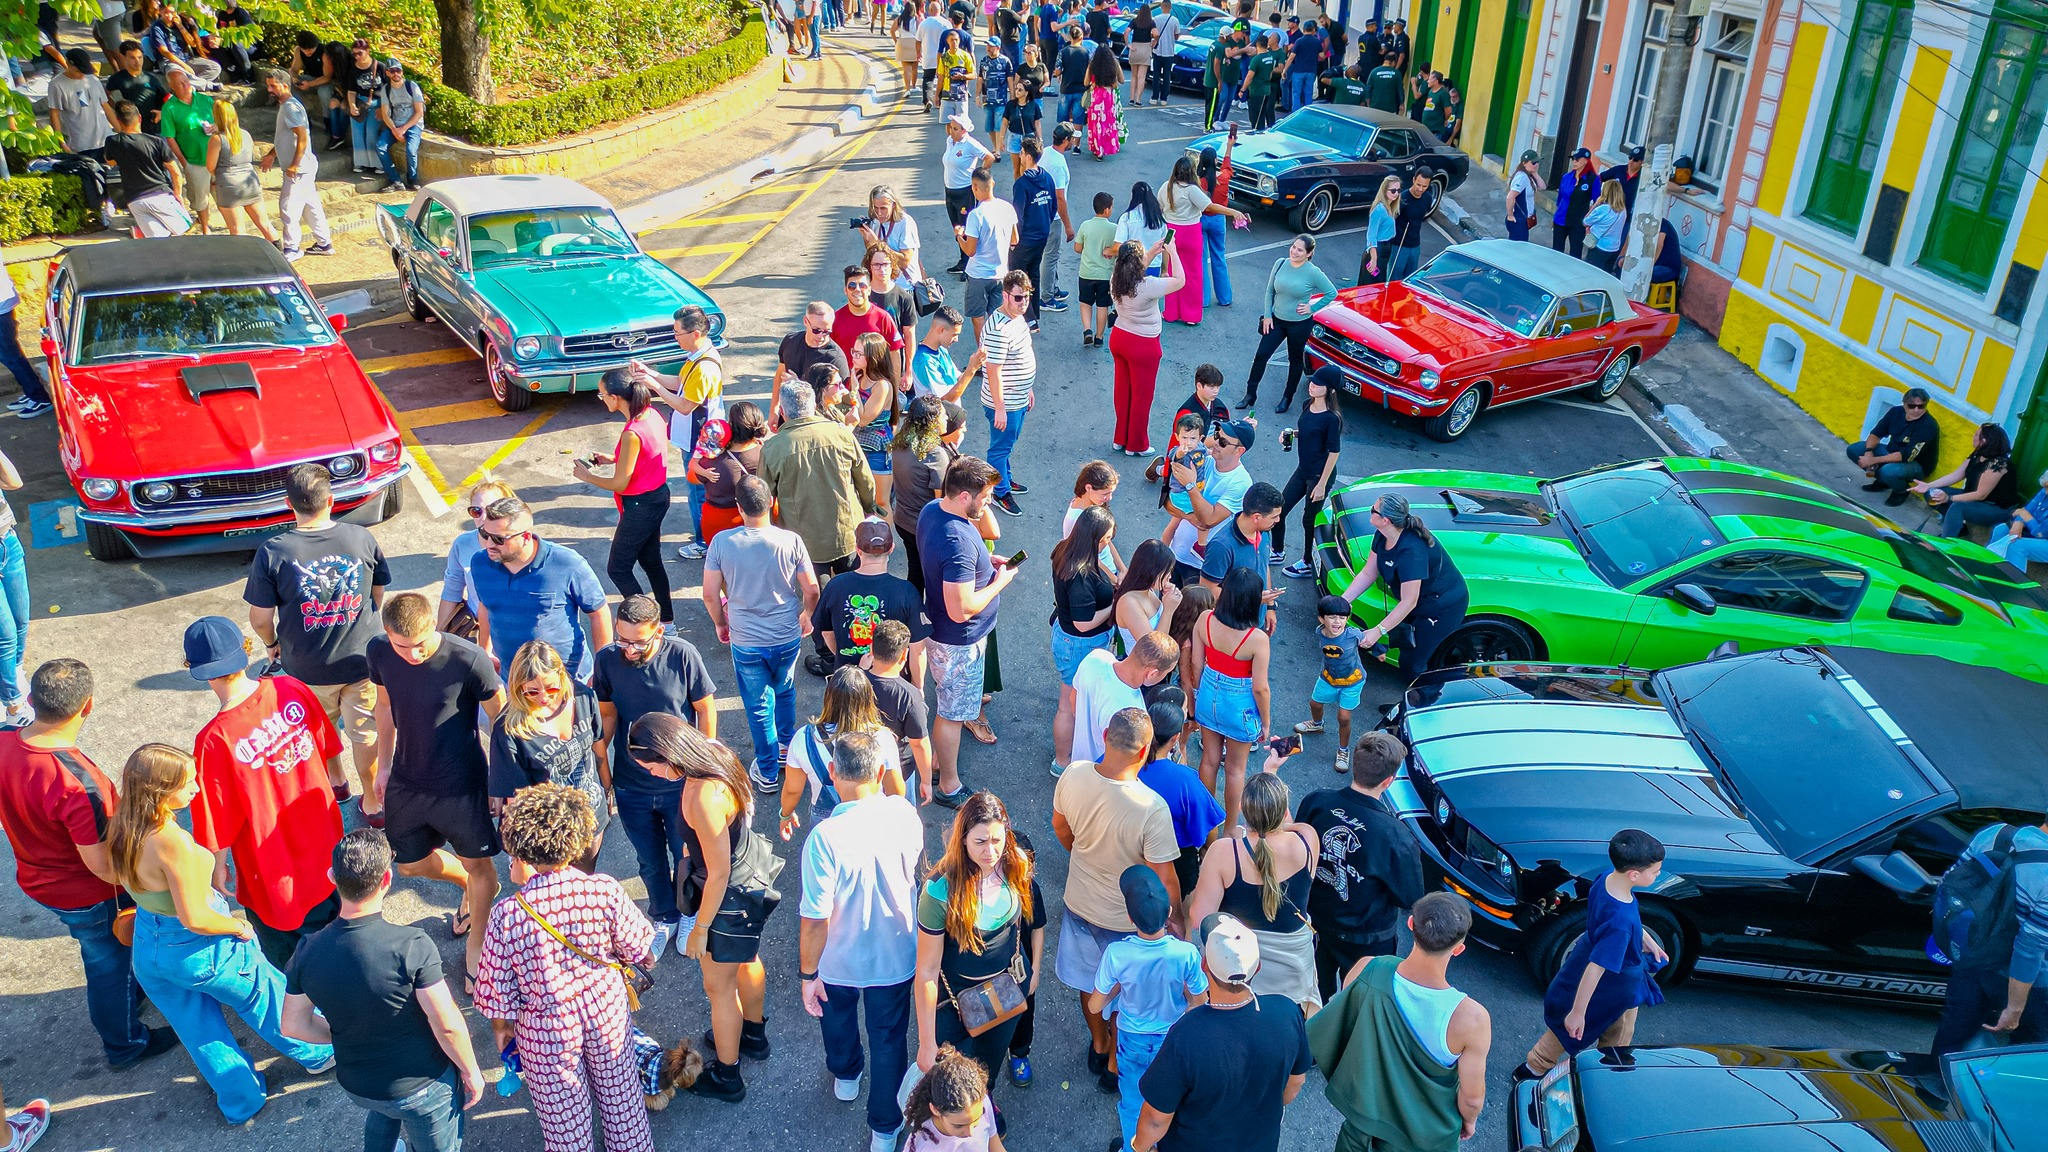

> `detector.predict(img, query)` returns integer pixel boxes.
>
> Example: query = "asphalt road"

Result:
[0,39,1937,1152]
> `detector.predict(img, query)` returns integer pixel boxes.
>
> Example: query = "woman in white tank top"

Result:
[1112,539,1181,656]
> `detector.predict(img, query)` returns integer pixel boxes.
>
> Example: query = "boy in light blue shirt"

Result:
[1089,865,1208,1146]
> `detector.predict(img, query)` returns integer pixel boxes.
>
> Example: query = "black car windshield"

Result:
[1269,108,1371,157]
[1548,464,1722,586]
[1659,650,1939,861]
[74,282,333,364]
[468,207,634,268]
[1405,252,1554,336]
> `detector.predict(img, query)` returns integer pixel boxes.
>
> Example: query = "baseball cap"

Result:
[1200,913,1261,984]
[1626,145,1645,162]
[1285,13,1298,22]
[1310,365,1345,393]
[942,399,969,435]
[1519,148,1539,164]
[1216,417,1257,450]
[384,57,403,70]
[184,616,249,681]
[1120,865,1170,935]
[855,517,895,554]
[1570,146,1592,159]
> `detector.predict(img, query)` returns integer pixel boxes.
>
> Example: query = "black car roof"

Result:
[1298,104,1432,135]
[64,236,299,294]
[1822,646,2048,816]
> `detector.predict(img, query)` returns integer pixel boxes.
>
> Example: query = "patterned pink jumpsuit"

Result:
[475,869,657,1152]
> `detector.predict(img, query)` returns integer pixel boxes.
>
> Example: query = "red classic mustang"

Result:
[1305,238,1678,441]
[41,236,410,561]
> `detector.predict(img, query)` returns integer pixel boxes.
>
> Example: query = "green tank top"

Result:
[125,886,178,917]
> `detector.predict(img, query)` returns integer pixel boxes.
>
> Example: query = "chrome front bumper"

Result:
[77,464,410,530]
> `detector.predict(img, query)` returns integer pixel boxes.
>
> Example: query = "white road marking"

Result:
[1226,223,1374,261]
[1541,397,1632,416]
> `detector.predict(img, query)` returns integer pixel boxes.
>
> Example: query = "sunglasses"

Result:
[1215,436,1241,449]
[520,683,565,700]
[1006,291,1031,300]
[467,504,487,517]
[617,633,662,651]
[807,326,831,337]
[1904,403,1927,411]
[846,280,871,290]
[479,528,527,546]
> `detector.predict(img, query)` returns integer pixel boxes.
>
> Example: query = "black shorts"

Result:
[705,885,780,964]
[1077,277,1112,307]
[385,779,500,864]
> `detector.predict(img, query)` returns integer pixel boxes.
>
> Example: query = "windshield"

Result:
[467,207,635,268]
[1948,1046,2048,1152]
[1406,251,1554,335]
[73,282,333,365]
[1549,465,1722,585]
[1659,650,1938,860]
[1269,108,1369,156]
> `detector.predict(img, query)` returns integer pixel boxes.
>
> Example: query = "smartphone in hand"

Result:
[1002,549,1028,568]
[1267,734,1302,758]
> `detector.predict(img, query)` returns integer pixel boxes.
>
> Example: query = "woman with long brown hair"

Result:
[1108,237,1185,455]
[914,791,1045,1080]
[111,744,333,1124]
[488,640,608,871]
[628,713,782,1102]
[1112,538,1183,660]
[848,330,903,510]
[1050,505,1120,768]
[780,666,908,827]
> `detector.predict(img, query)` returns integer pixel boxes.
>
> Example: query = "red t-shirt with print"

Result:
[832,304,905,364]
[191,676,344,931]
[0,732,119,909]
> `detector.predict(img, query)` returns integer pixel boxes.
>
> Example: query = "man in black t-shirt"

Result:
[863,619,935,797]
[1085,0,1111,46]
[366,592,504,985]
[1295,731,1423,1002]
[283,829,484,1149]
[245,464,392,813]
[813,519,929,674]
[594,594,717,958]
[772,302,853,426]
[1850,387,1941,506]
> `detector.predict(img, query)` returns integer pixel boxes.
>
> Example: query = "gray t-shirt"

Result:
[50,74,111,153]
[381,79,422,129]
[705,523,814,647]
[273,95,309,172]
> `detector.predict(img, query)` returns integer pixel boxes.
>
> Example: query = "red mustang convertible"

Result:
[1305,238,1678,441]
[41,236,409,561]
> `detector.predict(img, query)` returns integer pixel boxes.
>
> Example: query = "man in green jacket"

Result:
[757,375,879,671]
[1204,22,1248,130]
[1308,892,1492,1151]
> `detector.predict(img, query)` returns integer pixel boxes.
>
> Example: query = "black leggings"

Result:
[935,1001,1023,1081]
[1269,465,1326,563]
[1399,593,1468,681]
[899,523,925,594]
[1008,991,1036,1056]
[1243,315,1312,405]
[608,486,674,621]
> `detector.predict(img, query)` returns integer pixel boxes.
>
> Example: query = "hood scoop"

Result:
[1445,489,1550,526]
[180,362,260,403]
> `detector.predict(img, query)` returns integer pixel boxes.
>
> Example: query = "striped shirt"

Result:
[979,310,1036,412]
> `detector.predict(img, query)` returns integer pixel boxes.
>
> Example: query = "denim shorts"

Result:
[982,102,1005,133]
[1050,625,1114,685]
[1054,908,1127,991]
[864,447,893,474]
[927,637,989,722]
[1195,664,1262,744]
[1311,675,1364,711]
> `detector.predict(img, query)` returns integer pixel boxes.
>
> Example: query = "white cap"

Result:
[1201,913,1261,985]
[949,113,974,131]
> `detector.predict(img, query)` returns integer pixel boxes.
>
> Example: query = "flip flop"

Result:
[965,718,998,745]
[464,967,477,998]
[450,905,472,939]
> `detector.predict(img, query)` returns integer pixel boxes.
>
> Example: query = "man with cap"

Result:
[1308,892,1492,1152]
[1551,148,1601,258]
[1364,50,1402,113]
[1167,417,1257,586]
[1506,149,1543,241]
[1601,146,1645,216]
[814,518,930,673]
[940,115,996,275]
[1132,913,1313,1152]
[1386,19,1410,75]
[1089,865,1208,1145]
[185,615,348,969]
[372,57,427,192]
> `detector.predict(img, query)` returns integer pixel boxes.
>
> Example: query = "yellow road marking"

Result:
[645,241,752,259]
[359,346,478,375]
[398,398,518,430]
[453,408,558,494]
[698,109,903,285]
[400,431,454,496]
[662,211,789,228]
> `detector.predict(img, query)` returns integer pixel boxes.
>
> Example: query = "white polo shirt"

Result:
[799,791,924,987]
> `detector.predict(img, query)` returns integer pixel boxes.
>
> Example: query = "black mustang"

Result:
[1187,105,1470,233]
[1386,645,2048,1002]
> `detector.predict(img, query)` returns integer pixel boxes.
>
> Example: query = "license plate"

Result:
[222,523,289,539]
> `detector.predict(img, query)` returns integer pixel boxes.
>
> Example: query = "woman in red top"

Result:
[575,369,675,622]
[1188,566,1270,835]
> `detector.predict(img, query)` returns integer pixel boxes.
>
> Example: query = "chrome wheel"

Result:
[484,342,534,411]
[401,269,432,322]
[1302,187,1335,232]
[1591,351,1632,399]
[1446,387,1480,435]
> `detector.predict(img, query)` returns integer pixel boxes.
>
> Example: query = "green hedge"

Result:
[258,7,766,148]
[0,173,91,244]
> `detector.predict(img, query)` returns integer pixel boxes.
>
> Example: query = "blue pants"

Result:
[1931,488,2012,537]
[685,479,708,541]
[731,638,801,781]
[822,979,913,1137]
[615,784,688,924]
[0,305,48,405]
[0,529,27,705]
[130,903,333,1123]
[42,896,149,1065]
[374,121,422,185]
[1390,244,1422,281]
[349,115,379,170]
[1844,443,1924,492]
[809,13,825,56]
[1287,71,1315,111]
[984,404,1028,498]
[1993,525,2048,567]
[1058,91,1086,124]
[1116,1028,1167,1145]
[1202,213,1231,306]
[347,1064,466,1152]
[1206,84,1236,128]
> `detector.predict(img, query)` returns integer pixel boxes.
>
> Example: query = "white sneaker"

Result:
[834,1075,861,1101]
[675,913,696,955]
[1334,748,1351,774]
[649,920,676,961]
[868,1127,901,1152]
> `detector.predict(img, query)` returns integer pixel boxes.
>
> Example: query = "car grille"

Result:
[1312,325,1402,378]
[1228,174,1265,200]
[133,455,363,509]
[561,325,679,359]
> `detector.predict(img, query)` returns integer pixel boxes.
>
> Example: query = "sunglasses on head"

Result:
[479,528,526,546]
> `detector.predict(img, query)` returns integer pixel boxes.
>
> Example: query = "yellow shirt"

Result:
[938,49,975,97]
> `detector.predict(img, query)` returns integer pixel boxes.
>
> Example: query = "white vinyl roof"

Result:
[418,175,616,218]
[1449,237,1632,314]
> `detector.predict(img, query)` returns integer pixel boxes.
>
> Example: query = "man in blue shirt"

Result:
[979,35,1016,156]
[1010,138,1059,328]
[1932,819,2048,1057]
[1199,482,1285,623]
[468,498,613,681]
[917,456,1018,802]
[1283,17,1324,112]
[910,306,983,401]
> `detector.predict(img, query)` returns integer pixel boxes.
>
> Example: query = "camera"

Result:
[849,216,875,232]
[1279,429,1297,451]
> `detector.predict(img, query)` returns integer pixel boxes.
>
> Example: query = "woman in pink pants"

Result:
[1109,238,1186,454]
[1158,156,1246,325]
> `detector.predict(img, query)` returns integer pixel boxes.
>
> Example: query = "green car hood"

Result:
[473,256,708,341]
[1324,471,1600,589]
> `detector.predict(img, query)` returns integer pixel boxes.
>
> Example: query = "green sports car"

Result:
[1313,457,2048,682]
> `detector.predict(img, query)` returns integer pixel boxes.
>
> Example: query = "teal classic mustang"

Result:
[375,174,725,411]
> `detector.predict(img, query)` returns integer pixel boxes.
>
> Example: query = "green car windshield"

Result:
[468,207,635,268]
[1405,252,1554,336]
[1269,108,1372,157]
[1549,465,1722,586]
[74,282,333,365]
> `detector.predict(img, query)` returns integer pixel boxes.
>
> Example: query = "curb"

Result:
[1623,373,1735,461]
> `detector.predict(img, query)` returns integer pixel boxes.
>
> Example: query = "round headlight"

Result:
[707,312,726,343]
[80,478,119,501]
[140,481,176,504]
[513,336,542,360]
[368,439,403,464]
[1419,369,1441,390]
[327,455,360,478]
[1258,174,1277,195]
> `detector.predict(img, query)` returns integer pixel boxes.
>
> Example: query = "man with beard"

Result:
[595,594,718,959]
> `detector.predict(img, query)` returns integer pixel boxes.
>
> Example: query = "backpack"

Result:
[1928,824,2048,970]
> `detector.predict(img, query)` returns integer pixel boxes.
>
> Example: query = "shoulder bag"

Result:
[939,945,1030,1036]
[516,891,655,1011]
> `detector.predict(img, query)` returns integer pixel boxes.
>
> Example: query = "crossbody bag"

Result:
[939,941,1030,1036]
[516,892,655,1011]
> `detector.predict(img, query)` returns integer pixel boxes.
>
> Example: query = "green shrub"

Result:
[0,173,90,243]
[257,7,766,148]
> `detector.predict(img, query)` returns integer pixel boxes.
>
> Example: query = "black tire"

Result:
[1288,185,1338,234]
[1525,899,1689,992]
[401,264,433,323]
[1587,349,1634,400]
[485,341,533,412]
[1433,616,1539,668]
[376,479,406,522]
[83,519,135,562]
[1421,383,1484,441]
[1429,169,1448,204]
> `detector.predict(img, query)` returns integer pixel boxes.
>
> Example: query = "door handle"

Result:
[1593,334,1609,341]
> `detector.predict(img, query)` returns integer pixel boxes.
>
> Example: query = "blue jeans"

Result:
[1207,84,1236,128]
[985,405,1028,498]
[0,529,27,704]
[686,478,708,542]
[43,896,149,1065]
[349,115,378,168]
[808,14,824,56]
[616,783,688,923]
[130,902,333,1123]
[0,305,49,405]
[1390,244,1422,281]
[731,638,801,780]
[1201,213,1231,306]
[348,1063,466,1152]
[374,121,422,185]
[1994,525,2048,566]
[1058,91,1086,124]
[822,979,913,1137]
[1933,489,2012,537]
[1287,71,1315,111]
[1116,1028,1167,1145]
[1845,443,1924,492]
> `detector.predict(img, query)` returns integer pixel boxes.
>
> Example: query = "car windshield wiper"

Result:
[89,348,203,363]
[1661,674,1749,816]
[212,340,312,353]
